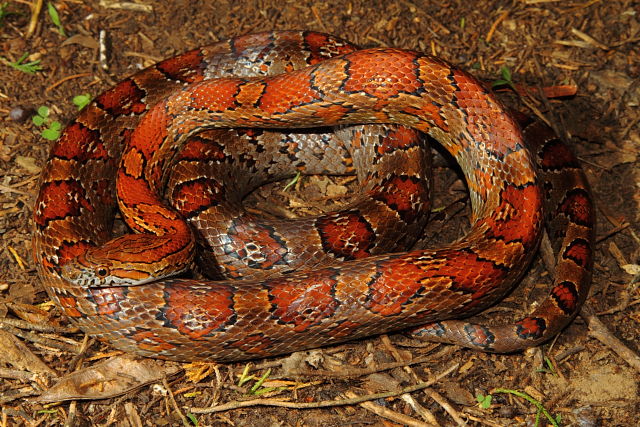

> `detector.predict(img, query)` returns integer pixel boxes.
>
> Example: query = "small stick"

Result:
[26,0,43,38]
[0,318,78,334]
[343,391,436,427]
[45,73,92,93]
[190,363,459,414]
[581,304,640,373]
[486,11,509,43]
[162,377,190,426]
[0,323,81,354]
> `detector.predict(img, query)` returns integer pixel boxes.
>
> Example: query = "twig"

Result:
[26,0,43,38]
[287,353,443,378]
[45,73,93,93]
[162,377,190,426]
[570,28,610,50]
[596,222,631,244]
[0,323,82,354]
[0,318,78,334]
[309,5,327,32]
[190,363,459,414]
[486,10,509,43]
[343,391,435,427]
[64,401,77,427]
[380,336,440,425]
[0,368,38,382]
[98,0,153,12]
[580,304,640,372]
[425,389,467,426]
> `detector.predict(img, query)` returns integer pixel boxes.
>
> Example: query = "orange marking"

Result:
[131,331,177,352]
[258,72,318,113]
[228,334,273,355]
[122,148,145,179]
[268,270,338,332]
[164,283,235,339]
[342,50,421,99]
[57,296,82,318]
[236,81,266,106]
[187,79,241,112]
[402,104,447,131]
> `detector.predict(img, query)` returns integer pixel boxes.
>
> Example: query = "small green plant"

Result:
[32,106,62,140]
[237,365,287,396]
[186,412,198,426]
[47,2,65,36]
[482,388,562,427]
[536,356,558,376]
[2,52,43,74]
[283,171,301,191]
[492,66,517,91]
[72,93,92,110]
[476,392,492,409]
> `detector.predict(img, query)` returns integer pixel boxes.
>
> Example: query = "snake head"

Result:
[60,251,158,288]
[59,234,192,288]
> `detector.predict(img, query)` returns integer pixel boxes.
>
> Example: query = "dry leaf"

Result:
[621,264,640,275]
[38,356,181,402]
[61,34,100,49]
[15,156,41,174]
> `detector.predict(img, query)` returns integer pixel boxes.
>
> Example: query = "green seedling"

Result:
[186,413,198,426]
[492,65,517,92]
[47,2,65,36]
[536,356,558,376]
[492,388,561,426]
[476,392,492,409]
[2,52,43,74]
[283,171,301,191]
[73,93,92,110]
[237,365,288,396]
[33,106,62,140]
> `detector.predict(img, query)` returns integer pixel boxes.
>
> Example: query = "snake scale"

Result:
[32,31,595,362]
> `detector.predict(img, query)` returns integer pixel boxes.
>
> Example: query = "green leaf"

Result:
[32,115,44,126]
[492,388,560,427]
[186,412,198,426]
[249,368,271,393]
[476,393,492,409]
[37,105,49,117]
[72,93,91,110]
[283,171,301,191]
[2,52,43,74]
[500,66,512,81]
[47,2,65,36]
[491,79,509,88]
[42,128,60,140]
[237,364,253,387]
[50,121,61,131]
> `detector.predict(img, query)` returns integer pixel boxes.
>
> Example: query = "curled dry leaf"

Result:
[37,356,181,402]
[621,264,640,275]
[61,34,100,49]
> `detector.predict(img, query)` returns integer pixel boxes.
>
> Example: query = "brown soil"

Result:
[1,0,638,426]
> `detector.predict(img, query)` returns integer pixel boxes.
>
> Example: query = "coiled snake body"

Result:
[33,31,595,362]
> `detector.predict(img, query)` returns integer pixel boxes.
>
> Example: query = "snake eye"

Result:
[96,267,109,278]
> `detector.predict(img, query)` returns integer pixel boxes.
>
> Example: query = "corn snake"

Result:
[32,31,595,361]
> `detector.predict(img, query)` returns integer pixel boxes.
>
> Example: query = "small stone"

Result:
[9,107,27,122]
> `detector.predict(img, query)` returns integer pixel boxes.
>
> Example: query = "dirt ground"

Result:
[1,0,639,426]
